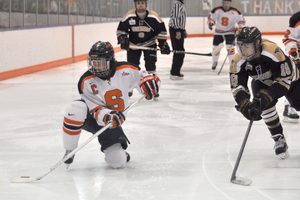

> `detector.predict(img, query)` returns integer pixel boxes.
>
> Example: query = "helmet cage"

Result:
[87,41,114,78]
[87,58,110,77]
[134,0,147,13]
[237,27,262,61]
[222,0,231,11]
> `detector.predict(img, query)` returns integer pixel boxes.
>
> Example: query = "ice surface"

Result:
[1,36,300,200]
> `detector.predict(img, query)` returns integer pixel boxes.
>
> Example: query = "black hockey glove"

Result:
[118,35,129,50]
[289,48,299,62]
[159,41,171,55]
[253,89,274,111]
[103,111,125,129]
[235,99,262,121]
[139,75,159,100]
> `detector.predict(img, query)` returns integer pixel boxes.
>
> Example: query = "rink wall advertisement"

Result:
[0,14,290,81]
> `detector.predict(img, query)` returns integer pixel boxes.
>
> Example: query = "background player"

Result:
[282,11,300,123]
[116,0,169,98]
[207,0,245,70]
[62,41,160,169]
[230,26,300,159]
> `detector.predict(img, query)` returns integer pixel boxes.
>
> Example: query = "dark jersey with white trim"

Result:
[116,10,167,46]
[230,39,299,104]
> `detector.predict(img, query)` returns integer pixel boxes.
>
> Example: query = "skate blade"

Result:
[283,117,299,123]
[278,150,290,160]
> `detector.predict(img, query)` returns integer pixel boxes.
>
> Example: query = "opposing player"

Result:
[62,41,160,169]
[282,11,300,123]
[207,0,245,70]
[116,0,169,98]
[230,26,300,159]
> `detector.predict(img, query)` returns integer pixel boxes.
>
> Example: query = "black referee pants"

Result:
[169,27,185,76]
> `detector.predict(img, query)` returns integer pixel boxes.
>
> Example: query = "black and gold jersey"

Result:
[116,10,167,47]
[230,39,299,104]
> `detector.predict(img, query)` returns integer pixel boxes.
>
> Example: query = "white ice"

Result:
[1,36,300,200]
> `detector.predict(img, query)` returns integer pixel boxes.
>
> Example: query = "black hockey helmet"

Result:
[237,26,262,61]
[134,0,147,13]
[87,41,115,78]
[222,0,231,11]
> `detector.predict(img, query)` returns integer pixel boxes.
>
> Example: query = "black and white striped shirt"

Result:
[169,0,187,30]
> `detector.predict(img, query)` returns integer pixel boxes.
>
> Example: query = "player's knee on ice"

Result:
[104,143,127,169]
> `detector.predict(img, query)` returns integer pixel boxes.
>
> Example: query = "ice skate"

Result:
[170,73,184,80]
[63,150,75,169]
[154,93,159,101]
[212,62,218,70]
[271,134,290,159]
[283,105,299,123]
[126,152,130,162]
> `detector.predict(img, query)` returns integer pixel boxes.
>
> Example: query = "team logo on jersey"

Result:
[139,32,145,38]
[129,18,136,25]
[121,71,130,77]
[245,62,253,71]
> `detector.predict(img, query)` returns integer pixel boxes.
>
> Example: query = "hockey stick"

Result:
[10,95,146,183]
[129,43,224,56]
[230,119,253,186]
[217,37,237,75]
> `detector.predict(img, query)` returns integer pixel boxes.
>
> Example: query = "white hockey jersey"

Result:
[208,6,245,35]
[78,62,159,126]
[283,11,300,56]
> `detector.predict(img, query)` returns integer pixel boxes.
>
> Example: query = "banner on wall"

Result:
[203,0,213,11]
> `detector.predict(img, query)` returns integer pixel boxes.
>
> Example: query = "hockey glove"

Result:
[253,89,274,111]
[159,41,171,55]
[208,21,215,30]
[235,99,261,121]
[289,48,299,62]
[248,100,262,121]
[103,111,125,129]
[118,35,129,50]
[140,75,159,100]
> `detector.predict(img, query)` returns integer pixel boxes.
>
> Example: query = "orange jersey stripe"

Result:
[64,117,84,126]
[116,65,140,71]
[63,127,81,135]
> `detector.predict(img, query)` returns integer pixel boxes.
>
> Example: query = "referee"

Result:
[169,0,187,80]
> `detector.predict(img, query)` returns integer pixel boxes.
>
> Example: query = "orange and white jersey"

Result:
[208,6,245,35]
[78,61,159,126]
[283,11,300,56]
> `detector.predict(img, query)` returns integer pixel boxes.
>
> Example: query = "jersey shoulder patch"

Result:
[261,39,286,62]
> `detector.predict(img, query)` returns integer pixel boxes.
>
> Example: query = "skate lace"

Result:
[288,107,298,115]
[271,134,285,149]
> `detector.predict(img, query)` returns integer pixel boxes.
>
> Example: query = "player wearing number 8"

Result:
[207,0,245,70]
[230,26,300,159]
[62,41,160,169]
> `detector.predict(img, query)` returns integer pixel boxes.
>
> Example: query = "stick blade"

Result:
[231,176,252,186]
[10,176,37,183]
[211,43,224,55]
